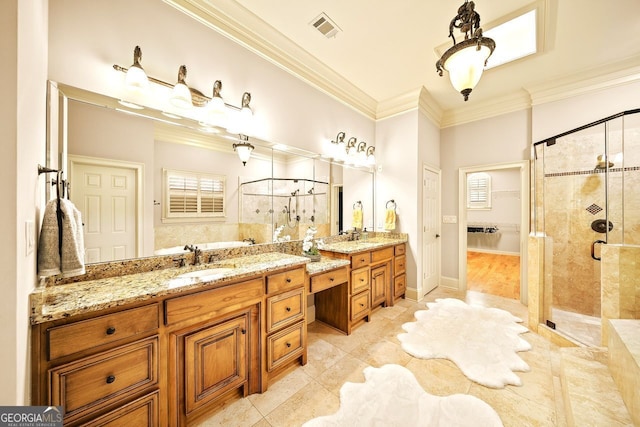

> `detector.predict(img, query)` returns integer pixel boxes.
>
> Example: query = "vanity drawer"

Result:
[394,274,407,297]
[394,254,406,276]
[310,267,349,293]
[350,291,370,321]
[49,336,158,422]
[81,390,159,427]
[48,304,159,360]
[266,268,305,294]
[351,267,370,295]
[395,244,406,256]
[164,278,263,326]
[267,320,305,372]
[351,253,370,269]
[266,288,304,333]
[371,246,394,263]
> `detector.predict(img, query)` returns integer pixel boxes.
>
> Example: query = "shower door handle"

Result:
[591,240,606,261]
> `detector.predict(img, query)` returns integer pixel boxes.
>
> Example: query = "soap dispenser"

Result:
[362,227,368,241]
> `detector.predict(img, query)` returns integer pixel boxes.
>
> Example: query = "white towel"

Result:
[38,198,85,278]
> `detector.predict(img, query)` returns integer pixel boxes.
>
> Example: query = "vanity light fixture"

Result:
[325,132,375,166]
[436,0,496,101]
[113,46,254,122]
[366,146,376,166]
[233,134,255,166]
[327,131,346,159]
[170,65,193,109]
[124,46,148,91]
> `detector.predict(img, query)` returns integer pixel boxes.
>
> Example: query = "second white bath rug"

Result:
[398,298,531,388]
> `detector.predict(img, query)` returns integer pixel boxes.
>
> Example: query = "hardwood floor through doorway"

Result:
[467,251,520,300]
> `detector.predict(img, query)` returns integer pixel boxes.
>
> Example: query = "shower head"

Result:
[595,154,613,170]
[291,189,300,196]
[307,187,314,194]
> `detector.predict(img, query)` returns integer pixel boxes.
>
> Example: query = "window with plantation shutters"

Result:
[467,172,491,209]
[163,169,226,221]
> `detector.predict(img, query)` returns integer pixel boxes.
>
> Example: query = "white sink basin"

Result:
[177,268,234,279]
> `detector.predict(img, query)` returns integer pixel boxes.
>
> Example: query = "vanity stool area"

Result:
[30,237,407,426]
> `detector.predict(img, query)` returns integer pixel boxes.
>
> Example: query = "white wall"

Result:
[532,81,640,143]
[440,109,531,280]
[47,0,375,156]
[0,0,48,405]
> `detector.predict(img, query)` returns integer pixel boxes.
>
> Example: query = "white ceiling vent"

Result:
[310,13,341,39]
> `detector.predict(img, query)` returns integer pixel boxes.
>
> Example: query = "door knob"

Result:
[435,234,440,238]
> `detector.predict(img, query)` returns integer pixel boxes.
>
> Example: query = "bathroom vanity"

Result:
[30,236,407,426]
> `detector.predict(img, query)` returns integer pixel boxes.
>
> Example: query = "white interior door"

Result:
[423,166,441,295]
[71,161,138,263]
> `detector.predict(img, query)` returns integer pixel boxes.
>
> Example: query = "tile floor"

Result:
[195,287,567,427]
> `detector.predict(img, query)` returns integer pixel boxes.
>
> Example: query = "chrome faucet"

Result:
[184,244,202,266]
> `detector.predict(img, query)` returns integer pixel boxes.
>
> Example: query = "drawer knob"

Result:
[360,258,365,262]
[360,303,365,307]
[329,277,334,282]
[241,328,246,335]
[286,307,291,312]
[106,327,116,335]
[286,278,292,283]
[106,375,116,384]
[359,278,365,282]
[286,342,291,348]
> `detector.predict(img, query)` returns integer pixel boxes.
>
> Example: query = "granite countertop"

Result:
[320,237,407,254]
[305,258,350,276]
[30,252,310,325]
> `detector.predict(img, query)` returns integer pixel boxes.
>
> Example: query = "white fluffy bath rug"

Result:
[398,298,531,388]
[302,364,503,427]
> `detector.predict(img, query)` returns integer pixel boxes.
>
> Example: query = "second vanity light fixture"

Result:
[114,46,254,164]
[326,132,376,167]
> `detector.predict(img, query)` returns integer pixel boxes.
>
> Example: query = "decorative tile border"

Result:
[544,166,640,178]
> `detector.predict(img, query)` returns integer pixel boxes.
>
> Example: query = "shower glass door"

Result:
[535,121,613,346]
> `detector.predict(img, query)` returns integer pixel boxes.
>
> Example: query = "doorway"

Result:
[458,161,529,304]
[422,165,441,297]
[69,155,144,263]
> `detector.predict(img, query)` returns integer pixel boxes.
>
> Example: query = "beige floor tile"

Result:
[470,383,558,427]
[301,338,347,378]
[405,357,472,396]
[350,338,413,367]
[263,381,339,427]
[248,366,311,416]
[314,353,370,395]
[191,395,264,427]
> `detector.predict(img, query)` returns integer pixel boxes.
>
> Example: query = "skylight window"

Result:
[484,10,537,69]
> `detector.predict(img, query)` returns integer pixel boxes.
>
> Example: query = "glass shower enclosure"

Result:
[533,109,640,346]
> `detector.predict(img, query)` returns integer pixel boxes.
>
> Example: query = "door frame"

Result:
[68,154,145,259]
[458,160,529,305]
[422,164,442,298]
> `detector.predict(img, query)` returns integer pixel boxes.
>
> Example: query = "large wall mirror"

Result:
[47,81,375,264]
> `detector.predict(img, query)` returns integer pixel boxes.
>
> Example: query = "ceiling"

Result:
[168,0,640,125]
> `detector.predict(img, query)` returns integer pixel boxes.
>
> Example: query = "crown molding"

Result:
[440,90,532,128]
[525,56,640,106]
[418,88,444,127]
[164,0,378,119]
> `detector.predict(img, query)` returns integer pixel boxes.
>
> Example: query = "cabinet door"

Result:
[351,267,370,295]
[370,265,387,308]
[184,315,247,414]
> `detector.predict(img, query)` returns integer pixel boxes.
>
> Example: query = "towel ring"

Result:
[386,199,397,210]
[353,201,362,210]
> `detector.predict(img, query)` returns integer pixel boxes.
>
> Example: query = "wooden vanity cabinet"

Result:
[393,243,407,301]
[32,304,162,426]
[263,267,307,389]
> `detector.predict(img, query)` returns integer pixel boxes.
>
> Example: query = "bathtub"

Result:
[154,241,252,256]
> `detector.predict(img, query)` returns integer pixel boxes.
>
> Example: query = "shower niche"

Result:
[532,109,640,346]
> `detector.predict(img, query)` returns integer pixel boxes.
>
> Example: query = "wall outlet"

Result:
[442,215,457,224]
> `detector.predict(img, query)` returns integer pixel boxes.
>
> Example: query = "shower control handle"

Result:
[591,240,606,261]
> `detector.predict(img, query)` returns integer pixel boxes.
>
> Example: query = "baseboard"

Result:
[467,248,520,256]
[405,288,419,301]
[440,276,460,289]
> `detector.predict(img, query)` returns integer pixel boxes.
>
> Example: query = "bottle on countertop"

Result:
[362,227,368,241]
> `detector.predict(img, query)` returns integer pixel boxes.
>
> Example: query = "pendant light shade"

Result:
[436,1,495,101]
[233,135,255,166]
